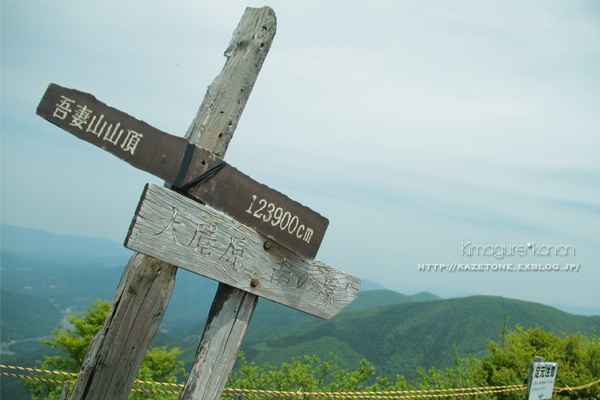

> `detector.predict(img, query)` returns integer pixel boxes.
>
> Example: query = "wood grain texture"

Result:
[185,7,277,157]
[36,83,327,259]
[126,183,360,319]
[178,7,277,400]
[67,6,277,400]
[69,254,176,400]
[179,283,258,400]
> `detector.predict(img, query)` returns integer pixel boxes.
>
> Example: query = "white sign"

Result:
[528,362,558,400]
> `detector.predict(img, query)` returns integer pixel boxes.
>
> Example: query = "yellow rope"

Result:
[1,371,75,385]
[554,378,600,393]
[0,364,183,388]
[2,364,598,399]
[221,386,525,399]
[0,372,523,399]
[0,373,181,396]
[1,364,77,377]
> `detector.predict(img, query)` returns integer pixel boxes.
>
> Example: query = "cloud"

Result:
[2,1,598,308]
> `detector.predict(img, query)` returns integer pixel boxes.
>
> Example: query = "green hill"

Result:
[340,290,440,313]
[5,294,599,399]
[167,289,439,341]
[239,295,600,380]
[0,289,63,342]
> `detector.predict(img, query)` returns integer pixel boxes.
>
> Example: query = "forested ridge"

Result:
[2,225,599,399]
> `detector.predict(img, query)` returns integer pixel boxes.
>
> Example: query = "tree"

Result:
[415,325,600,400]
[226,352,380,395]
[479,326,600,400]
[27,304,599,400]
[226,324,600,399]
[25,300,186,400]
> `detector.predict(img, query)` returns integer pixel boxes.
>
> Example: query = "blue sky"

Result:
[2,1,599,309]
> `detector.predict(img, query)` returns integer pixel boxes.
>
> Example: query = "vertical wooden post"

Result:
[59,382,71,400]
[69,7,276,400]
[70,254,178,400]
[178,284,258,399]
[178,7,276,399]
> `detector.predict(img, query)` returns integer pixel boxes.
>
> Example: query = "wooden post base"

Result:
[179,284,258,399]
[70,253,177,400]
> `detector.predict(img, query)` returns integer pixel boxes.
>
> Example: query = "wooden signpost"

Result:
[126,183,359,319]
[36,7,360,400]
[37,83,328,260]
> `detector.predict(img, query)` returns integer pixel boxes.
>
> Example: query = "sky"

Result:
[2,1,599,310]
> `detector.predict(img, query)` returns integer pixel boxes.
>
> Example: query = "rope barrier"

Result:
[0,364,183,388]
[219,386,526,399]
[1,364,77,378]
[2,364,598,399]
[554,378,600,393]
[1,371,75,385]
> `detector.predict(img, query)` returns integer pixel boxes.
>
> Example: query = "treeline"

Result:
[25,302,599,400]
[227,317,599,400]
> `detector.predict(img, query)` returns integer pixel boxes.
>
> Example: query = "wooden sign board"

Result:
[125,183,360,319]
[36,83,328,259]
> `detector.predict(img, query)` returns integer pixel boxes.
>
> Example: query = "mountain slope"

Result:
[240,295,600,380]
[1,250,218,326]
[0,289,63,342]
[167,289,439,341]
[340,290,440,314]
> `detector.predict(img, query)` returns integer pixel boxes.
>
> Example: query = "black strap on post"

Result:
[172,143,196,189]
[172,143,228,193]
[178,161,227,192]
[173,160,228,192]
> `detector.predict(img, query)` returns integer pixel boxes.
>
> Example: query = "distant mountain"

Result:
[0,225,440,336]
[239,295,600,380]
[1,251,125,312]
[5,225,599,390]
[360,279,387,291]
[1,289,63,342]
[1,225,218,325]
[160,270,219,329]
[167,289,439,341]
[423,288,480,299]
[1,224,133,266]
[5,290,600,399]
[1,249,219,325]
[340,290,440,314]
[548,303,600,316]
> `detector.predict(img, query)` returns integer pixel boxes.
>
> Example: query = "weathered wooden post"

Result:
[54,8,276,399]
[125,183,358,398]
[36,6,360,400]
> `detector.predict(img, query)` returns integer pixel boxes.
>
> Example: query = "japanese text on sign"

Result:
[528,362,558,400]
[154,205,336,304]
[53,95,143,155]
